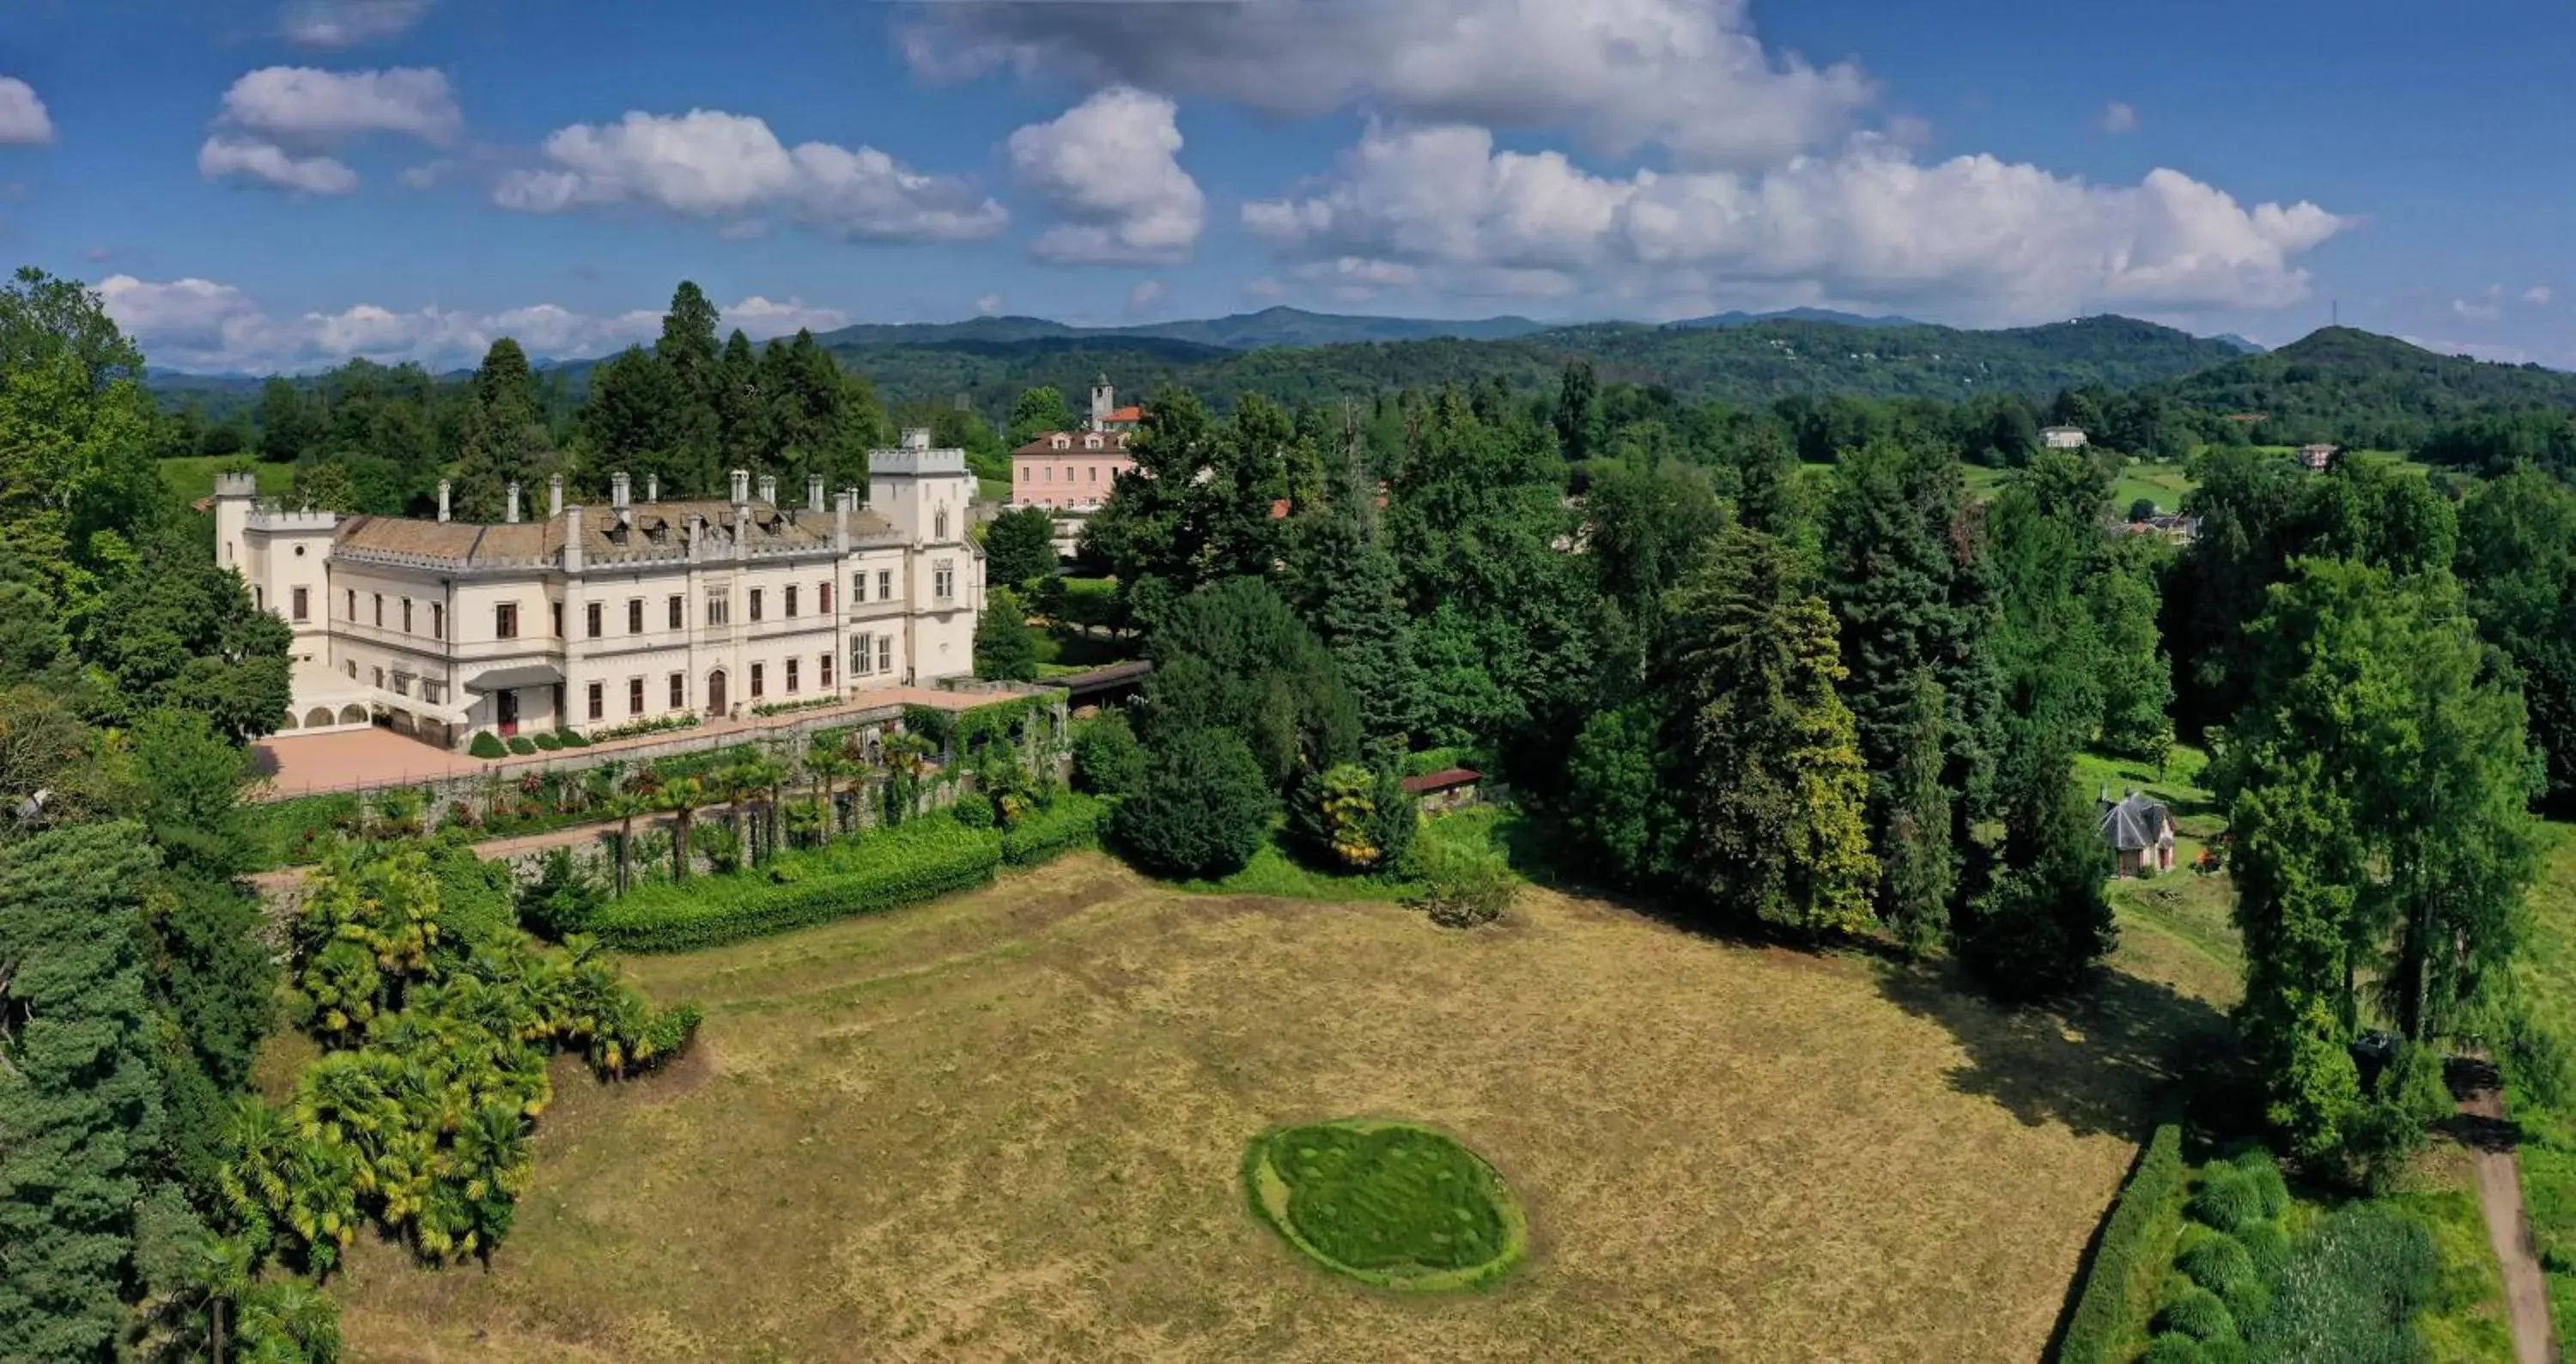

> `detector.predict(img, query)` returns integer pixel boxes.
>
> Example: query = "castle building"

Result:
[215,429,985,749]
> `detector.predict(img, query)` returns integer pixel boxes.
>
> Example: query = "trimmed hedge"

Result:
[2178,1228,2257,1296]
[2158,1286,2235,1343]
[507,735,538,756]
[469,731,507,759]
[2058,1122,2185,1364]
[999,793,1107,867]
[593,818,1002,952]
[2192,1168,2268,1234]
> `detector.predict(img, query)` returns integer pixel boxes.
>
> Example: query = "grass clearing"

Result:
[161,453,289,503]
[328,852,2196,1362]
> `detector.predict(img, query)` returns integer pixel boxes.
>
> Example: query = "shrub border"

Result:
[2057,1122,2185,1364]
[1240,1118,1528,1292]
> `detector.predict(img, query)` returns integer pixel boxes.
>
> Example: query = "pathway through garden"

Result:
[2452,1061,2559,1364]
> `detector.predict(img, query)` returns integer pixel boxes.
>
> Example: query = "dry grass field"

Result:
[329,852,2221,1363]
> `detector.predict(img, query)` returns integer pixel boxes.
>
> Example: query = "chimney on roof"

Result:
[756,472,778,506]
[731,469,750,508]
[807,473,824,514]
[611,472,630,510]
[436,479,451,523]
[646,473,659,503]
[563,503,584,573]
[835,488,852,553]
[548,473,563,519]
[505,481,521,524]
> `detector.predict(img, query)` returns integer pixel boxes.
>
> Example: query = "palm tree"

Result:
[617,763,665,893]
[656,776,706,882]
[744,752,792,862]
[711,763,759,871]
[803,744,852,842]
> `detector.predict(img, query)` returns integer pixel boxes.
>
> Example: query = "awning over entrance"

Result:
[463,663,564,693]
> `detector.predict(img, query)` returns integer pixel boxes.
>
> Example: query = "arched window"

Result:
[934,507,949,540]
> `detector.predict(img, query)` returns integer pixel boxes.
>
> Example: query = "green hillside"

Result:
[2152,327,2576,450]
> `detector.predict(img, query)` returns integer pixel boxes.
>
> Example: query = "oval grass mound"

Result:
[1242,1119,1527,1291]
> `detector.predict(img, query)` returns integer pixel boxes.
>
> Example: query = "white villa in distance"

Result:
[215,429,986,749]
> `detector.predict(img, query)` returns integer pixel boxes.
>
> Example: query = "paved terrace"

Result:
[248,683,1011,800]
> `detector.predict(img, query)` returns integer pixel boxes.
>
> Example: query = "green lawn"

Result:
[2111,462,2197,518]
[160,454,289,504]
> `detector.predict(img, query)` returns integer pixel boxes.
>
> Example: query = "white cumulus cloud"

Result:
[197,136,359,194]
[1244,123,2351,320]
[1006,87,1205,265]
[975,292,1005,315]
[2526,285,2553,306]
[2102,101,2138,134]
[216,66,461,144]
[280,0,434,47]
[493,107,1007,243]
[199,66,461,193]
[0,77,53,144]
[98,274,849,374]
[904,0,1875,171]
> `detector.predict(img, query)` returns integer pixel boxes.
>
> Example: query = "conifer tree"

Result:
[451,338,556,521]
[1668,526,1878,935]
[1959,742,2114,1000]
[1882,668,1957,956]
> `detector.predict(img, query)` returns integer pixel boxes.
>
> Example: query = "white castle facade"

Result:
[216,429,986,749]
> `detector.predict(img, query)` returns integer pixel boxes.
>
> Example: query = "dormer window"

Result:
[1051,435,1069,449]
[1084,434,1102,449]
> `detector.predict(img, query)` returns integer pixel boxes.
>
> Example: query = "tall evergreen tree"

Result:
[1006,386,1081,448]
[1825,435,2003,826]
[653,281,724,494]
[1882,668,1957,957]
[1667,525,1878,935]
[451,338,556,522]
[714,328,769,477]
[1292,461,1426,746]
[1958,744,2115,1001]
[0,823,165,1362]
[577,346,686,496]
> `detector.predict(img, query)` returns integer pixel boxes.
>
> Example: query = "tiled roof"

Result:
[1401,767,1483,795]
[333,497,895,568]
[2097,792,2172,852]
[1011,430,1135,458]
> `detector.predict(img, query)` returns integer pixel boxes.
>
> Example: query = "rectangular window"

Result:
[495,602,519,639]
[1090,466,1098,484]
[292,587,309,622]
[669,673,684,709]
[1020,465,1029,483]
[854,632,872,675]
[629,677,645,716]
[1043,466,1052,483]
[345,589,355,620]
[750,662,765,698]
[373,594,384,627]
[402,598,413,633]
[933,561,955,601]
[425,680,443,703]
[392,674,410,697]
[820,651,833,689]
[818,581,832,614]
[373,667,385,689]
[586,601,603,638]
[629,598,644,634]
[254,586,264,612]
[551,601,564,638]
[667,595,683,630]
[877,569,892,601]
[851,573,865,604]
[784,585,798,618]
[706,590,729,627]
[878,635,891,674]
[749,588,763,623]
[432,603,445,640]
[587,681,605,721]
[786,658,799,694]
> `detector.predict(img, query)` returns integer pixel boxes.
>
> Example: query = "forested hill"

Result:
[2146,327,2576,448]
[810,305,1552,350]
[147,311,2251,417]
[805,314,2250,413]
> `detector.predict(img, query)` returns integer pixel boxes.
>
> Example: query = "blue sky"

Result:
[0,0,2566,373]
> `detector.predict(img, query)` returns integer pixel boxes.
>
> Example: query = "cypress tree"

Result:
[1882,668,1956,957]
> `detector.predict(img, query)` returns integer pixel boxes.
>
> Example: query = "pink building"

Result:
[1009,427,1133,509]
[1008,378,1139,511]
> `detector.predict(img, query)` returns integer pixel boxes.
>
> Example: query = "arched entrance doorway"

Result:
[707,668,728,717]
